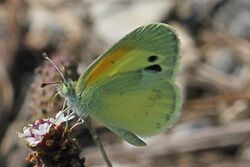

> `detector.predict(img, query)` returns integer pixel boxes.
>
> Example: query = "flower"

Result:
[18,111,85,167]
[18,111,75,147]
[18,119,51,146]
[49,110,75,125]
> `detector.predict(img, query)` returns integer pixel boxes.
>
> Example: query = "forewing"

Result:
[85,71,182,137]
[76,23,180,95]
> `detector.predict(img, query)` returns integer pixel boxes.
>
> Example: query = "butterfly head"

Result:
[41,53,76,98]
[57,79,76,98]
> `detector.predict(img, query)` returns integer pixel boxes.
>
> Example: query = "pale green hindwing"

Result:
[80,71,182,146]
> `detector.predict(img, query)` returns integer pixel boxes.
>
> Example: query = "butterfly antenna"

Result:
[40,82,60,88]
[42,52,66,81]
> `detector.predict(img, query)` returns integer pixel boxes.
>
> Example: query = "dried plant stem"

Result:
[86,116,112,167]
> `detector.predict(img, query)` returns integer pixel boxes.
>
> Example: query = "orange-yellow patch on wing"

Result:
[85,47,133,85]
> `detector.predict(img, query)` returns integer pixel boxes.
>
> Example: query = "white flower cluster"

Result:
[18,111,75,146]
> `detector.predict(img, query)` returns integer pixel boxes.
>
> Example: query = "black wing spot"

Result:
[144,64,162,72]
[147,55,158,62]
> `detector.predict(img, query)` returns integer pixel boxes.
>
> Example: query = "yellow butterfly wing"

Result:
[75,23,181,146]
[76,23,180,95]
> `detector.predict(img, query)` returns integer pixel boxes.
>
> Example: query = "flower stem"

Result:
[86,116,112,167]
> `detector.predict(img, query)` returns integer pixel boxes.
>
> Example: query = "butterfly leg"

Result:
[70,117,84,130]
[107,126,146,146]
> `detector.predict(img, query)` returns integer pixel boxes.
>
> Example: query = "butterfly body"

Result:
[58,23,181,146]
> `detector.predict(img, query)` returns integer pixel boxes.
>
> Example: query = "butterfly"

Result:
[56,23,181,146]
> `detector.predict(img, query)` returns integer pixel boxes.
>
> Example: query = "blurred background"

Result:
[0,0,250,166]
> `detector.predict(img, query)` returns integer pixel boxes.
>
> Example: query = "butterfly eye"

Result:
[62,84,69,95]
